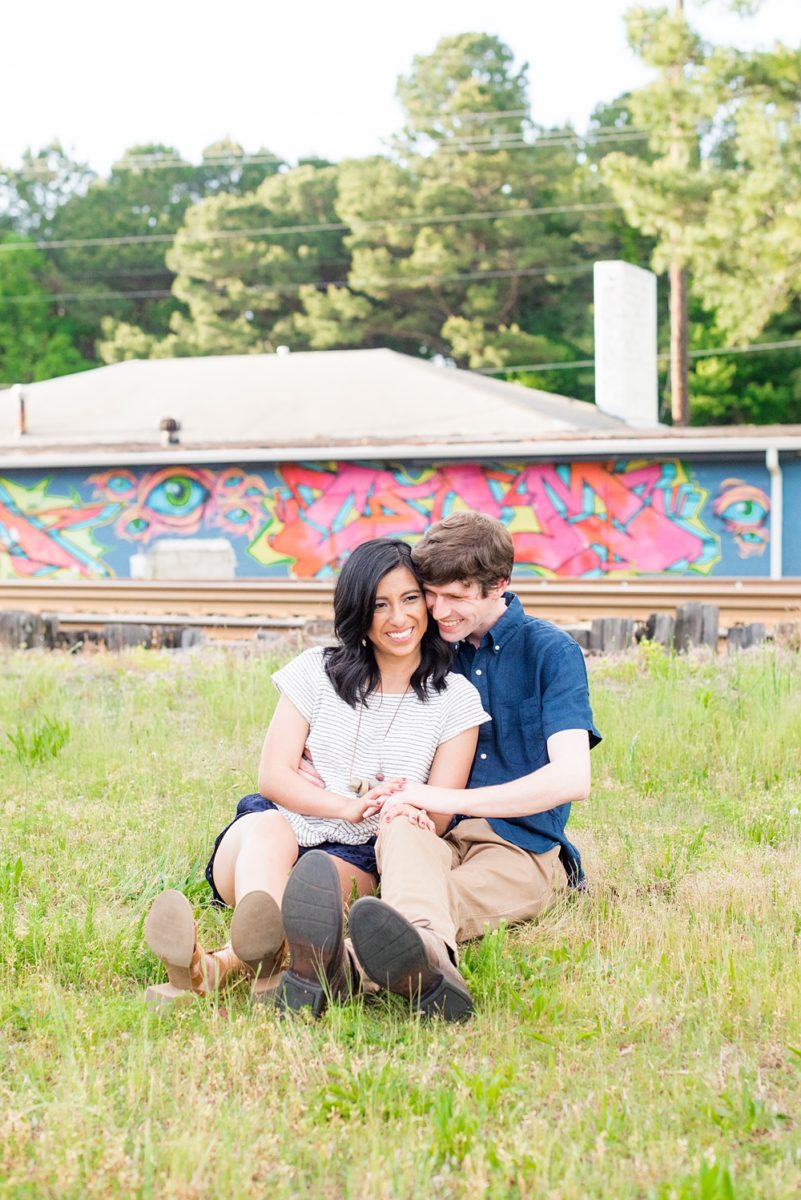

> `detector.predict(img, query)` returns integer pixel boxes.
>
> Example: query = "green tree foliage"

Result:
[0,236,89,384]
[101,162,344,360]
[687,303,801,424]
[601,4,801,421]
[282,34,633,397]
[0,142,94,234]
[49,141,285,361]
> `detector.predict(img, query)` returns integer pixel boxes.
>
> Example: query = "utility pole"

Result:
[669,0,690,425]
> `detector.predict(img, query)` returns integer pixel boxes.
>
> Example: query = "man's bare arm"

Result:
[394,729,591,819]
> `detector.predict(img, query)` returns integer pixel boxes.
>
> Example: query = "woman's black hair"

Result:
[324,538,452,707]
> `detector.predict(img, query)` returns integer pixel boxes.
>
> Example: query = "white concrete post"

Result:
[594,261,659,427]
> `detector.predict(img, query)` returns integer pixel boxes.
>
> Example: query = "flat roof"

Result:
[1,348,628,455]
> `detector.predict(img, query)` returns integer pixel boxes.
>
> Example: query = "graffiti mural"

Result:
[0,457,783,580]
[712,478,771,558]
[0,476,117,578]
[88,466,270,543]
[252,460,719,578]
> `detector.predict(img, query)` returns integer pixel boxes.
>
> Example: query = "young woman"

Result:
[144,538,489,1014]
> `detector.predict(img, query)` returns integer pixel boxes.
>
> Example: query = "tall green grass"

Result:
[1,642,800,1198]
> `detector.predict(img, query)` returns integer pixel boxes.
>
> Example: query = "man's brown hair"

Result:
[411,511,514,596]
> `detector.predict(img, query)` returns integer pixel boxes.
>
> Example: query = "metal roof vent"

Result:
[159,417,181,446]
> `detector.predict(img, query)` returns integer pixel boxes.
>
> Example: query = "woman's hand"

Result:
[380,801,435,833]
[340,795,384,823]
[339,777,406,823]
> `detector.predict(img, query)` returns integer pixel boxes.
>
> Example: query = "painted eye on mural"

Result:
[145,476,209,517]
[719,499,767,526]
[126,517,149,534]
[223,474,243,488]
[106,475,136,494]
[223,507,252,525]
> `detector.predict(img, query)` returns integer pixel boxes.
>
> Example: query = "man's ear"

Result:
[492,578,510,596]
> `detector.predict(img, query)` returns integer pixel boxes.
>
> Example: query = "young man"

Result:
[346,511,601,1020]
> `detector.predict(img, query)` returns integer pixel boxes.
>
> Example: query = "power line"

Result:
[6,128,652,178]
[684,339,801,360]
[477,339,801,374]
[0,288,176,305]
[408,107,533,122]
[0,262,600,306]
[409,128,647,149]
[478,359,595,374]
[0,202,619,254]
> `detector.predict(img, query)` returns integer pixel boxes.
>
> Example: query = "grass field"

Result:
[1,640,800,1199]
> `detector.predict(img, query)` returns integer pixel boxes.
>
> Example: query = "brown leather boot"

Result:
[348,897,474,1022]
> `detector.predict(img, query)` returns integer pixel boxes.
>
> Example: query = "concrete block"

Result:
[130,538,236,580]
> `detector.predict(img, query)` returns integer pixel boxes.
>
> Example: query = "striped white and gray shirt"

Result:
[271,646,491,846]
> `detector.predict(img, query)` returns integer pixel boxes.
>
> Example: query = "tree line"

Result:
[1,10,800,425]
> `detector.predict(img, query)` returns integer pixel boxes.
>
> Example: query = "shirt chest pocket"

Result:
[494,697,544,768]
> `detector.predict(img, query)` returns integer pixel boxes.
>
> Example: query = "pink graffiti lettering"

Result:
[268,461,717,577]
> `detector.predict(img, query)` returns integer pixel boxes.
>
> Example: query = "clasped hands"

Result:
[300,752,434,833]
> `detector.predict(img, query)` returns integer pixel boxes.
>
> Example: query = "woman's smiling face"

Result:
[367,564,429,669]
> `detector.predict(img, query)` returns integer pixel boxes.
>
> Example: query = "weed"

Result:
[657,1160,737,1200]
[5,715,70,765]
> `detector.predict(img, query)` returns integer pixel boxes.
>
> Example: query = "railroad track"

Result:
[1,578,799,637]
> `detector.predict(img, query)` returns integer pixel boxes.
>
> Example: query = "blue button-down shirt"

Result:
[451,592,601,885]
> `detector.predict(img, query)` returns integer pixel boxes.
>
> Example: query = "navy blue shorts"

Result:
[205,793,378,906]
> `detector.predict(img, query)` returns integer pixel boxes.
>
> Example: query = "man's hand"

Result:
[389,780,431,809]
[297,748,325,789]
[380,800,436,833]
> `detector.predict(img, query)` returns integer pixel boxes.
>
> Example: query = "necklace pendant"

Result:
[375,771,385,782]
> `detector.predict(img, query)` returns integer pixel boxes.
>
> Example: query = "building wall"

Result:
[0,455,791,579]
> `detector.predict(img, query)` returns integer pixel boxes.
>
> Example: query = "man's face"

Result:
[422,579,507,645]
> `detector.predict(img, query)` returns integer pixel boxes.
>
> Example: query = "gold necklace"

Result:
[348,685,411,797]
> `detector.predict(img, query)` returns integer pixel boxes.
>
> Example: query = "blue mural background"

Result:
[0,454,792,579]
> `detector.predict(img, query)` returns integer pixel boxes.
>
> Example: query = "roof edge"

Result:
[0,433,799,469]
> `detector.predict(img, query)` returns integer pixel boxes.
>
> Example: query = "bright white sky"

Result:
[5,0,800,174]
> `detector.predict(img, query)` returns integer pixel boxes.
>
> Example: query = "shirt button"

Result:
[475,669,482,676]
[494,645,500,652]
[480,752,487,760]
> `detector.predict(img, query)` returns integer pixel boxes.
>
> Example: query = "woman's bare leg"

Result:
[330,858,377,905]
[211,811,299,909]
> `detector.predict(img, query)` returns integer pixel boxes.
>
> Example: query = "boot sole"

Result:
[276,850,343,1015]
[349,897,474,1022]
[230,890,286,1001]
[230,890,285,972]
[144,890,195,991]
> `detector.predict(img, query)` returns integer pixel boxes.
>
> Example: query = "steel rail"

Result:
[1,578,799,633]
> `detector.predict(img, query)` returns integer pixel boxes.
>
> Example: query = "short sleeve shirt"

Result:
[271,647,491,846]
[452,593,601,883]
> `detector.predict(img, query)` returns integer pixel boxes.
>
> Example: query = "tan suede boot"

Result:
[144,889,226,1005]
